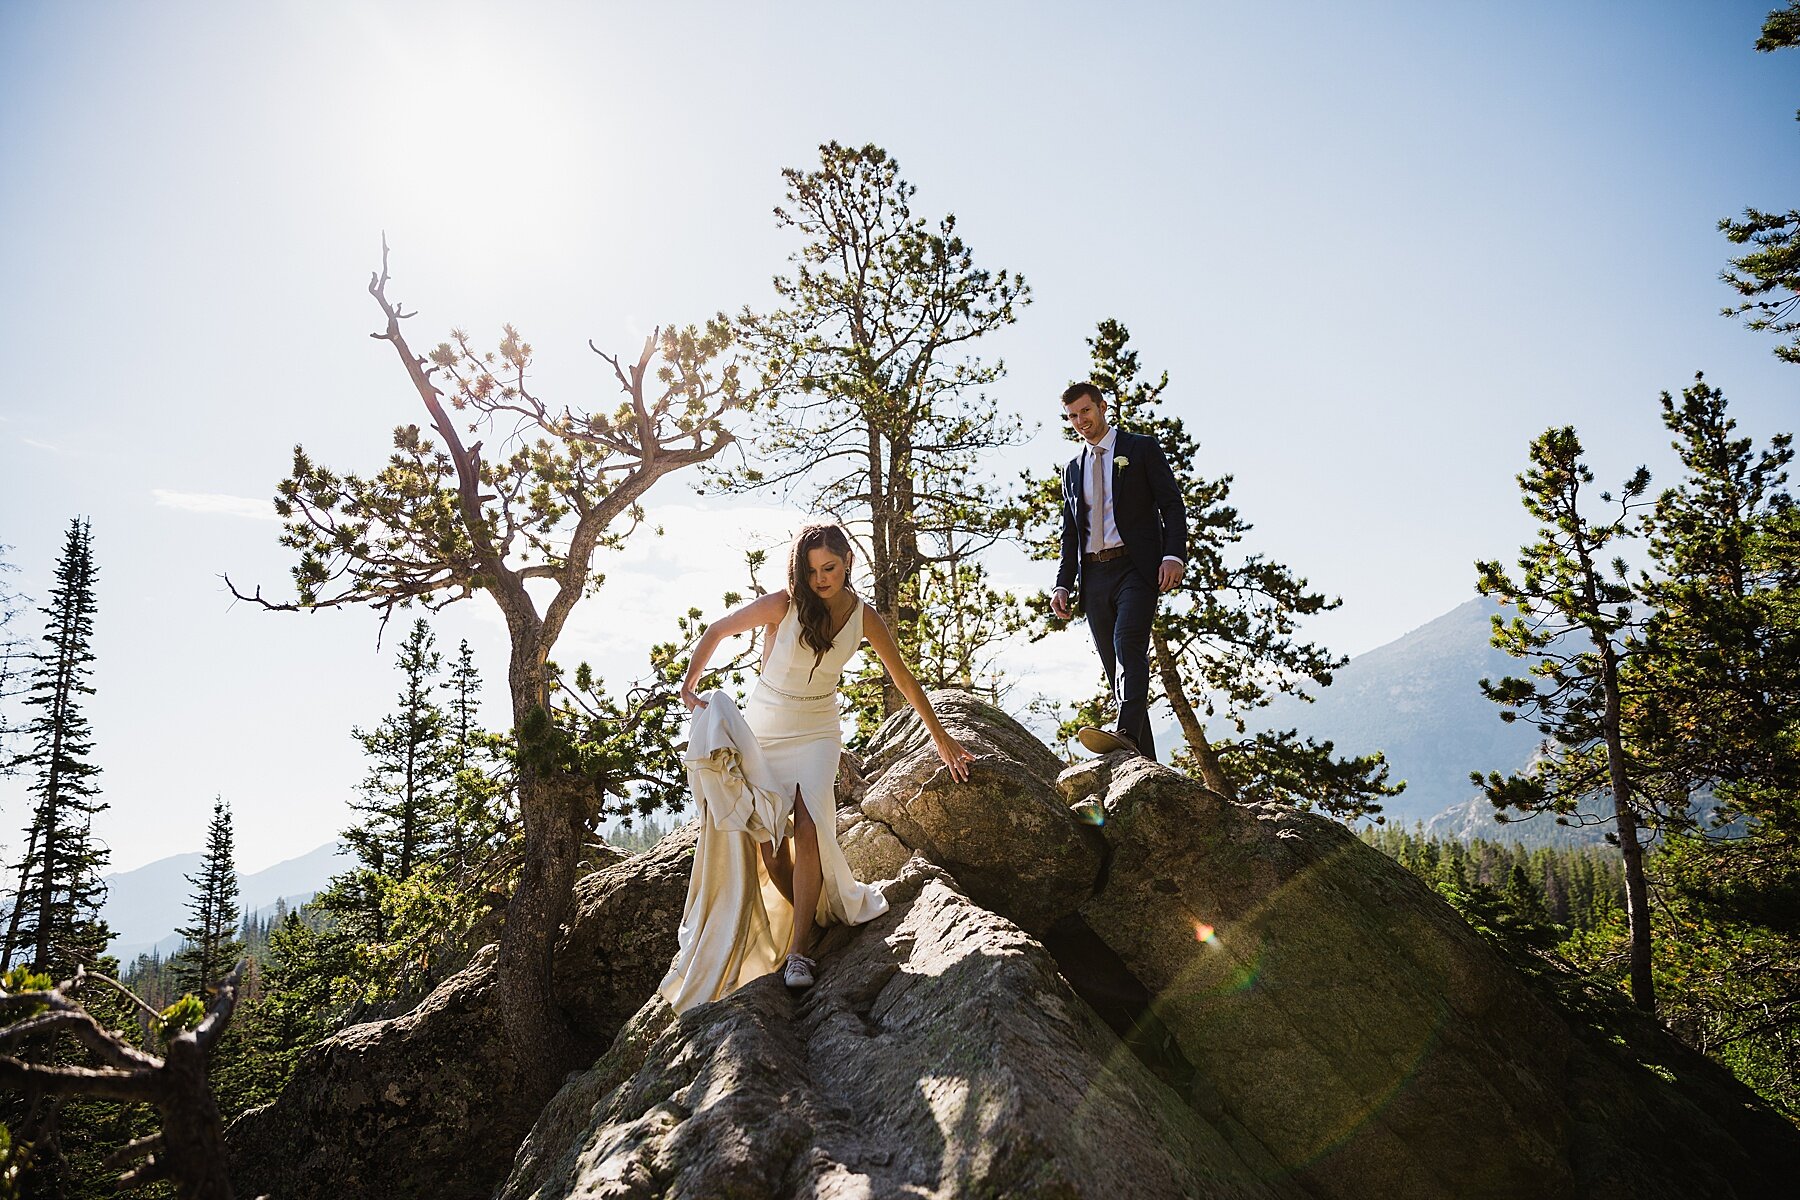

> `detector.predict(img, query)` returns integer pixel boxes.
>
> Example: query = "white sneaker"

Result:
[783,953,816,990]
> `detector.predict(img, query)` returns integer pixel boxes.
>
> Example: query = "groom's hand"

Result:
[1158,560,1183,593]
[1050,587,1072,621]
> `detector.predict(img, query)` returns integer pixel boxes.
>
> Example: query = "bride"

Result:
[659,523,975,1011]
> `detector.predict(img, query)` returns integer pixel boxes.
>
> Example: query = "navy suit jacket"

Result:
[1055,428,1188,597]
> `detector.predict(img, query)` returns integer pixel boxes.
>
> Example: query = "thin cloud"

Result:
[21,436,59,452]
[151,489,280,521]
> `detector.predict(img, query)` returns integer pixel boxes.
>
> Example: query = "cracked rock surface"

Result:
[499,858,1295,1200]
[232,689,1800,1200]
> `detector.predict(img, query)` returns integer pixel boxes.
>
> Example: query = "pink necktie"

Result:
[1088,446,1107,554]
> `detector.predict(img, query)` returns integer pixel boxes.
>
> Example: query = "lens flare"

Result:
[1071,799,1105,826]
[1194,921,1217,944]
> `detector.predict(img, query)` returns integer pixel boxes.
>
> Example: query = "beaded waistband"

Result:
[756,676,836,702]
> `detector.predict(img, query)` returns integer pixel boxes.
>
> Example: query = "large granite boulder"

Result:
[226,827,696,1200]
[1070,755,1575,1199]
[228,689,1800,1200]
[857,692,1104,932]
[499,857,1298,1200]
[849,695,1800,1199]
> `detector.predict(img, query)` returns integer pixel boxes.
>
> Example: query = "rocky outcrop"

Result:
[1072,754,1575,1199]
[225,827,697,1200]
[508,692,1800,1200]
[856,694,1104,933]
[232,690,1800,1200]
[499,858,1296,1200]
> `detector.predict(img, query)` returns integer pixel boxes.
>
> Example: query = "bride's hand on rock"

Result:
[681,684,708,712]
[935,734,975,782]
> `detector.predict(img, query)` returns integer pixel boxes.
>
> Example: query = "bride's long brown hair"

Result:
[788,523,856,677]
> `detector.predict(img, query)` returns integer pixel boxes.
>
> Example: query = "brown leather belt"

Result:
[1083,546,1129,563]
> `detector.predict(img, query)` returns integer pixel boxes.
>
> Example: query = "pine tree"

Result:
[1637,376,1799,913]
[172,797,245,996]
[1474,429,1666,1011]
[1,518,110,977]
[1718,4,1800,363]
[213,907,344,1121]
[321,624,513,1008]
[1634,375,1800,1103]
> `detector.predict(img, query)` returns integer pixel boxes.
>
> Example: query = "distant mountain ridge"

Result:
[102,841,350,961]
[1254,596,1554,838]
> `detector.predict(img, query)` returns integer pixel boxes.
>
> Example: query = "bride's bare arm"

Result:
[860,604,975,783]
[680,590,789,710]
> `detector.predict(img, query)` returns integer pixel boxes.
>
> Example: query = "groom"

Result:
[1049,382,1187,761]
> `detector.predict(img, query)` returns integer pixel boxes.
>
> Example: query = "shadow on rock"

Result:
[501,856,1297,1200]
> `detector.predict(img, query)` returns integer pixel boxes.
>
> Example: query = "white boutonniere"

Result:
[1114,455,1130,469]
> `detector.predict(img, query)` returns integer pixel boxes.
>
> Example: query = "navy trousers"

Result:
[1083,557,1157,761]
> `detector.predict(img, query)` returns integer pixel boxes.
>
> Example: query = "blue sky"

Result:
[1,0,1795,874]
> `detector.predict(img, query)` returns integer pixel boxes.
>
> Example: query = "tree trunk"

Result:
[1151,629,1237,799]
[494,763,580,1095]
[0,820,41,971]
[158,1033,237,1200]
[33,794,58,972]
[494,639,579,1100]
[1601,646,1657,1013]
[887,431,919,715]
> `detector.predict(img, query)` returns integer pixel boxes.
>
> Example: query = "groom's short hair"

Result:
[1061,382,1104,408]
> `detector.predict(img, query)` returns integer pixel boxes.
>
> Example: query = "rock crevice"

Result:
[232,690,1800,1200]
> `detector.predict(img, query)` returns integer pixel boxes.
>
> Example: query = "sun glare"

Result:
[347,10,592,256]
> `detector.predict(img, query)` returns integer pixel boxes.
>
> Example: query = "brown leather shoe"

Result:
[1077,726,1140,756]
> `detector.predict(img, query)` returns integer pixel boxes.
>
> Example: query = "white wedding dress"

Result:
[658,597,890,1014]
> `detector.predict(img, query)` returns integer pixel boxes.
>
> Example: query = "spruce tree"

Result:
[172,797,245,996]
[1,518,110,977]
[352,619,448,883]
[330,618,450,940]
[440,637,504,881]
[1474,428,1665,1011]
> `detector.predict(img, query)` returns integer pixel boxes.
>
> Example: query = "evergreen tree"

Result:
[440,637,506,881]
[1719,4,1800,362]
[709,142,1032,722]
[213,907,344,1120]
[1637,376,1800,909]
[1021,321,1401,818]
[1474,429,1666,1011]
[346,619,449,891]
[1,519,110,977]
[172,797,245,996]
[1633,375,1800,1105]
